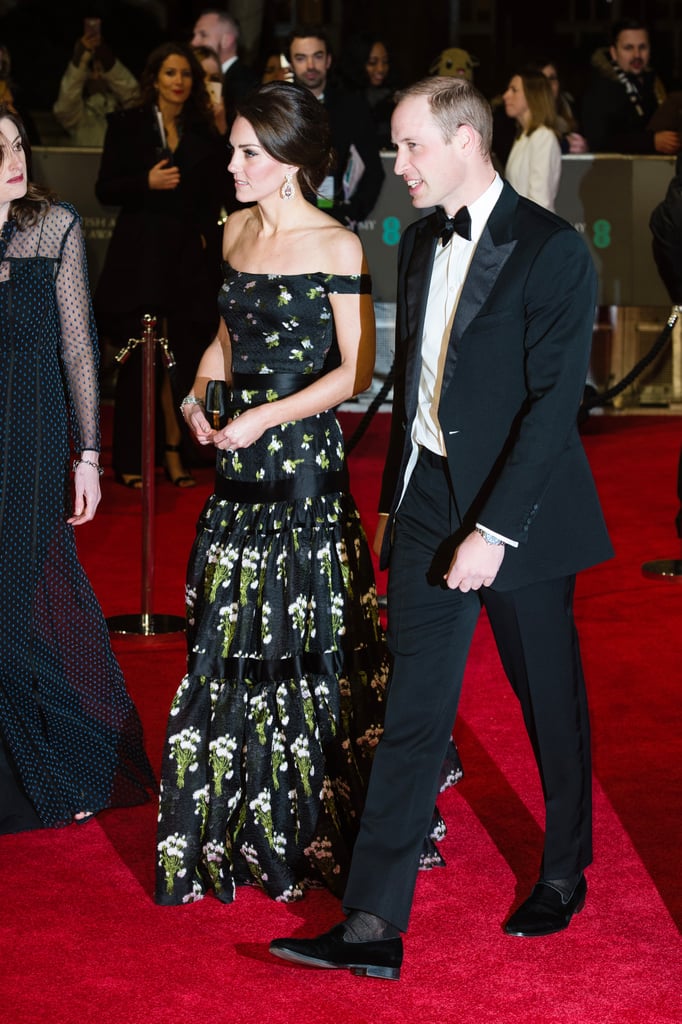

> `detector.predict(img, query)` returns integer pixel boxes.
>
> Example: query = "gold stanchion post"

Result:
[107,314,186,634]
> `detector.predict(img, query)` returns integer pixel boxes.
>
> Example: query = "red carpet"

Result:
[1,410,680,1024]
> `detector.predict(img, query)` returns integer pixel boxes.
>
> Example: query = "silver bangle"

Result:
[73,457,104,476]
[180,394,205,412]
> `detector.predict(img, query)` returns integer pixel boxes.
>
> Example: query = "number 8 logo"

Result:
[592,219,611,249]
[382,216,401,246]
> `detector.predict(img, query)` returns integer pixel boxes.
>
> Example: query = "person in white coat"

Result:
[53,29,139,147]
[503,69,561,211]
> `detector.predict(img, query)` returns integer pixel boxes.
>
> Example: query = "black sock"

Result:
[541,874,581,903]
[342,910,400,941]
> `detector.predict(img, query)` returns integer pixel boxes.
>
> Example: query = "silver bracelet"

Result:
[180,394,205,412]
[73,457,104,476]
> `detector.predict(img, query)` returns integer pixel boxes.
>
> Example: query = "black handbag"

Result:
[204,380,230,430]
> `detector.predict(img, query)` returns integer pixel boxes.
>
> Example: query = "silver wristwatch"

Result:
[475,526,504,546]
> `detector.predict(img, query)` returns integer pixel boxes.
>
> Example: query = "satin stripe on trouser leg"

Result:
[343,449,480,932]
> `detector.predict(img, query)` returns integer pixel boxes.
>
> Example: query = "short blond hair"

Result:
[395,76,493,154]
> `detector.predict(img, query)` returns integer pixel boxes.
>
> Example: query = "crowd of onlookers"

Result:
[2,12,681,225]
[0,11,680,163]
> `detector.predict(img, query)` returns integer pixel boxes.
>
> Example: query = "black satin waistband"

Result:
[188,640,385,685]
[418,445,448,466]
[214,465,349,503]
[189,648,344,684]
[232,371,322,397]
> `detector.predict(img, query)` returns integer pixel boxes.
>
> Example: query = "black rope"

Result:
[582,305,681,411]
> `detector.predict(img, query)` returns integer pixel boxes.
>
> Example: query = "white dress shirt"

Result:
[412,173,503,459]
[398,173,517,547]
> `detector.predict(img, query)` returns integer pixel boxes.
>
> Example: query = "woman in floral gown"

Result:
[155,82,461,905]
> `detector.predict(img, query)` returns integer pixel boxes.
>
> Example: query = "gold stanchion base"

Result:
[107,613,186,636]
[641,558,682,580]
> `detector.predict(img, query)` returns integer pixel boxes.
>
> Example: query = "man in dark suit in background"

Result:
[287,24,384,229]
[191,8,258,215]
[191,8,258,125]
[581,17,680,155]
[651,153,682,303]
[650,154,682,539]
[270,76,613,980]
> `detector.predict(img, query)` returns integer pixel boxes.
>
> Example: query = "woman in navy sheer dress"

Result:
[155,82,462,906]
[0,106,155,833]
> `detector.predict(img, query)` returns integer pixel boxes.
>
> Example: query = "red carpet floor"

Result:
[1,410,680,1024]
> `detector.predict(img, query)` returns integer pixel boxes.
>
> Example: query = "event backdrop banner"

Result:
[357,153,676,305]
[31,147,116,292]
[31,148,676,307]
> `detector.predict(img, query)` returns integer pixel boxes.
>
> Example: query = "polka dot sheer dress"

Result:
[0,202,155,832]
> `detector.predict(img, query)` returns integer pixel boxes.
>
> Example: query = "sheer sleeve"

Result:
[54,209,101,453]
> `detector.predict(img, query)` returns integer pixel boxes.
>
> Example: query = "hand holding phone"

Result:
[83,17,101,47]
[207,80,223,105]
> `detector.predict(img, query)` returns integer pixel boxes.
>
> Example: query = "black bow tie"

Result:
[435,205,471,245]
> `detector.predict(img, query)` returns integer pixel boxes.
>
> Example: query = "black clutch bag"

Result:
[204,380,230,430]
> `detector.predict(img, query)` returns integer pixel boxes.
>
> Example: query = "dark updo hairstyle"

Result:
[0,104,56,229]
[138,41,213,129]
[235,81,333,195]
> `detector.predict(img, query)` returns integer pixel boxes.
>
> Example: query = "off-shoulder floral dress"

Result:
[155,265,462,905]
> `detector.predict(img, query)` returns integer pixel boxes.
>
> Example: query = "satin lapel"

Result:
[441,188,518,395]
[403,223,438,419]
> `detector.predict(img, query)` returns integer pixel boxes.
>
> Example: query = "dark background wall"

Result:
[1,0,680,115]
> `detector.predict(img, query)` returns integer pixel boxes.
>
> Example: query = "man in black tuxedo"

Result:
[287,24,384,229]
[191,9,258,125]
[270,77,613,980]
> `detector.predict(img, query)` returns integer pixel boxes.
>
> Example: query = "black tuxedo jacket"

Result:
[379,183,613,589]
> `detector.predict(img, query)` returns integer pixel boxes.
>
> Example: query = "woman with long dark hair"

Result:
[95,42,227,487]
[338,32,397,149]
[0,105,155,833]
[532,59,588,154]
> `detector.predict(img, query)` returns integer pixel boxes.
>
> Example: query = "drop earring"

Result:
[280,172,296,201]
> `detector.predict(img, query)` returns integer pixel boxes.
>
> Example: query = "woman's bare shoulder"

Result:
[314,219,366,276]
[223,206,256,242]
